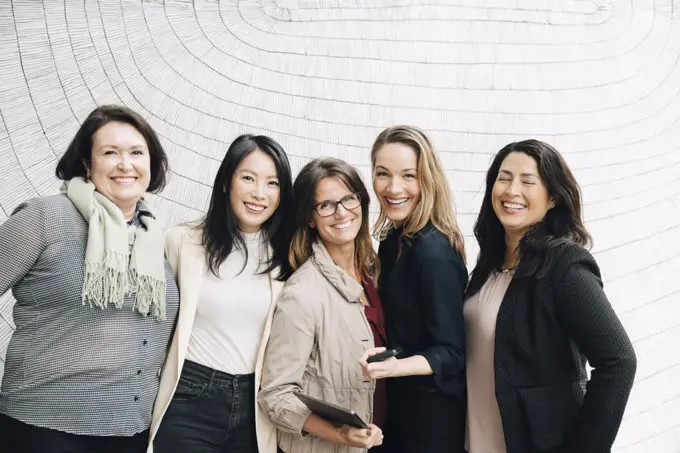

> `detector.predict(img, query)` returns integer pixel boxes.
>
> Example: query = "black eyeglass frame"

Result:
[313,192,362,218]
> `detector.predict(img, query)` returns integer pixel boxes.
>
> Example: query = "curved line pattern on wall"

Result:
[0,1,678,451]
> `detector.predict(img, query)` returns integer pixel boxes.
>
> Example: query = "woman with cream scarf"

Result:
[0,105,179,453]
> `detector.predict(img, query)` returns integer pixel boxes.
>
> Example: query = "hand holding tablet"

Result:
[295,392,368,428]
[295,393,384,449]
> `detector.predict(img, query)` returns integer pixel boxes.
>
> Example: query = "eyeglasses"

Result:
[313,193,361,218]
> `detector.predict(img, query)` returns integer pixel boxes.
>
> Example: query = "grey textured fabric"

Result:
[0,194,179,437]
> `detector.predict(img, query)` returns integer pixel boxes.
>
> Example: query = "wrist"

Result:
[333,426,348,446]
[391,354,433,377]
[390,358,404,378]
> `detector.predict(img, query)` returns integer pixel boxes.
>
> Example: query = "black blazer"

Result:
[378,224,467,400]
[488,244,636,453]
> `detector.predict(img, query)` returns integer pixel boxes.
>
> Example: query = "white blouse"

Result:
[186,231,272,375]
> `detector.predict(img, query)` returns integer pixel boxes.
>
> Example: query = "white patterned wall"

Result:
[1,1,679,450]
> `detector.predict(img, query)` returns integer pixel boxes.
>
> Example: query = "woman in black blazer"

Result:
[464,139,636,453]
[359,125,467,453]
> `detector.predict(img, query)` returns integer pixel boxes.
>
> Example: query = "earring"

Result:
[549,202,556,209]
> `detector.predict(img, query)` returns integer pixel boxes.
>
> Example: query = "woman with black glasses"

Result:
[259,157,385,453]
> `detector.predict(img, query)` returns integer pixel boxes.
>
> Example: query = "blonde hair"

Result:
[289,158,380,280]
[371,125,466,263]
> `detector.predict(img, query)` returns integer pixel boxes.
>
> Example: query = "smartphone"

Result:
[367,347,403,363]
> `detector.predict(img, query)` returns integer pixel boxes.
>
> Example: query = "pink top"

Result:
[464,271,514,453]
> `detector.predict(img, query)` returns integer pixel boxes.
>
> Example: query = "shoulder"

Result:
[410,225,465,267]
[551,242,599,276]
[539,242,601,290]
[15,194,72,215]
[2,197,46,235]
[166,221,202,246]
[10,195,43,216]
[277,261,323,313]
[414,226,448,248]
[284,259,323,292]
[11,194,82,228]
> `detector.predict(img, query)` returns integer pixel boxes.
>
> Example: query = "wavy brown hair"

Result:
[371,125,466,263]
[289,158,379,280]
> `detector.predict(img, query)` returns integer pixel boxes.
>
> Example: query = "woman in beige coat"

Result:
[258,158,384,453]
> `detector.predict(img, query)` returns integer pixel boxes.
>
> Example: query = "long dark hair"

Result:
[467,139,592,297]
[56,105,168,191]
[289,158,379,280]
[200,134,295,281]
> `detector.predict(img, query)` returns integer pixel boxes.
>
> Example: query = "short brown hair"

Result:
[289,158,379,279]
[56,105,169,193]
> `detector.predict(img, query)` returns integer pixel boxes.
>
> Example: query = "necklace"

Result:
[500,266,516,273]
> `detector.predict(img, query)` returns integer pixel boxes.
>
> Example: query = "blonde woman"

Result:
[259,158,384,453]
[359,126,467,453]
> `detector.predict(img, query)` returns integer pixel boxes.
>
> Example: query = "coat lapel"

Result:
[253,248,285,453]
[174,227,207,375]
[148,225,207,449]
[254,246,285,381]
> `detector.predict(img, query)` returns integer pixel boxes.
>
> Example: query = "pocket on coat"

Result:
[517,380,584,451]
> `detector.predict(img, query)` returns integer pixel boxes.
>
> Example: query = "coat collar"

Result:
[182,221,204,246]
[311,240,363,303]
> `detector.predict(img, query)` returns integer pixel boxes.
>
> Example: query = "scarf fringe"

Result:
[82,253,166,321]
[82,252,129,310]
[129,270,166,321]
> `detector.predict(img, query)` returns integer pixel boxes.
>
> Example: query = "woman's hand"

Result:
[338,424,384,449]
[359,347,399,380]
[359,347,434,379]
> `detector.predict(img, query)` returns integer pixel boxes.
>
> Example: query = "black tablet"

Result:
[295,392,369,429]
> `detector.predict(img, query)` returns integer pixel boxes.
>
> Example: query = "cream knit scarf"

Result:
[65,177,166,320]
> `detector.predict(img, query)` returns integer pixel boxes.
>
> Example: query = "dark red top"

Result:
[362,277,388,429]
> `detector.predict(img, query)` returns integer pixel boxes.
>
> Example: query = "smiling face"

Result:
[230,149,281,233]
[89,121,151,216]
[311,176,362,250]
[372,142,421,228]
[491,151,553,240]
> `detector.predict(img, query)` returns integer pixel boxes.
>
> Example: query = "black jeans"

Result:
[381,383,466,453]
[154,360,258,453]
[0,412,148,453]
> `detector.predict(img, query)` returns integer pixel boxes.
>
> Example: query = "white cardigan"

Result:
[146,224,284,453]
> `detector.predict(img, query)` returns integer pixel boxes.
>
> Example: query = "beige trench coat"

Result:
[258,240,376,453]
